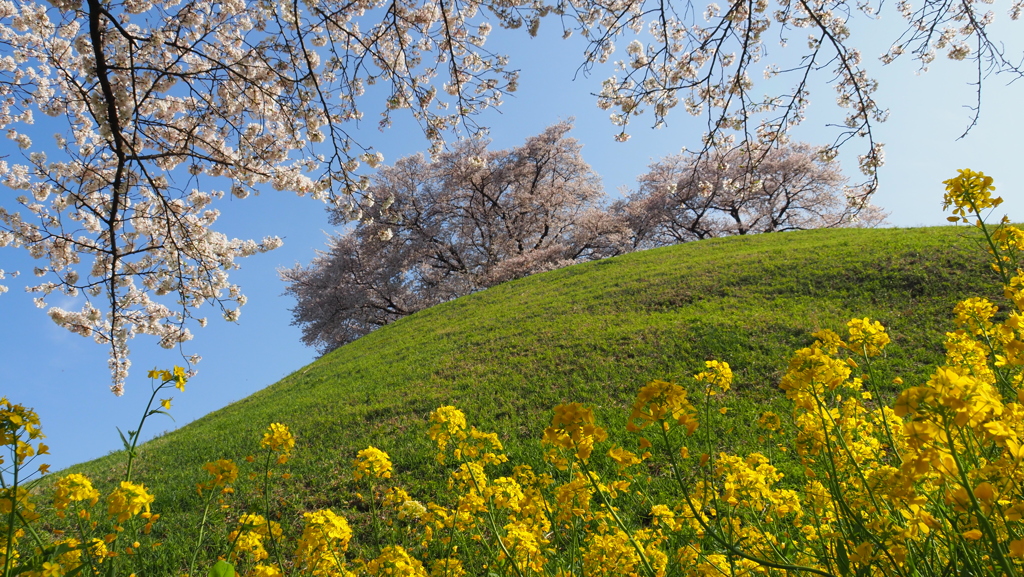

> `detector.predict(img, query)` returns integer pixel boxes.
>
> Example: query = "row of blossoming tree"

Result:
[282,122,887,354]
[2,169,1023,575]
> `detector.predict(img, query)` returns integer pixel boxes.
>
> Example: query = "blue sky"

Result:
[3,13,1024,475]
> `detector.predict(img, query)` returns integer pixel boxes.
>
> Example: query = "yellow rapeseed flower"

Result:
[106,481,154,523]
[428,406,467,460]
[757,411,781,432]
[962,529,984,540]
[607,446,642,472]
[542,403,608,462]
[54,473,100,517]
[200,459,239,490]
[943,168,1001,223]
[846,317,890,357]
[627,380,698,434]
[260,423,295,456]
[430,558,466,577]
[293,508,353,573]
[353,446,393,481]
[172,366,187,391]
[694,359,733,393]
[365,545,428,576]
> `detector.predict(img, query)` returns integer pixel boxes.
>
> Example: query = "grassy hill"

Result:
[49,224,1005,564]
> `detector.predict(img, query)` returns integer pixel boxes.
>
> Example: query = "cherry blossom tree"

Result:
[0,0,1017,391]
[614,142,888,249]
[0,0,517,392]
[281,122,628,354]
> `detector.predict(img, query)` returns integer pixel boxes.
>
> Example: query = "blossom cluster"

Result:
[0,0,518,392]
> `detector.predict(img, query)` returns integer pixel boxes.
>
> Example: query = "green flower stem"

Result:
[809,384,910,576]
[966,196,1012,286]
[2,459,19,577]
[578,460,658,577]
[188,487,224,577]
[460,456,524,577]
[366,479,381,547]
[943,417,1017,577]
[124,375,173,484]
[261,450,287,573]
[70,503,100,577]
[857,348,901,461]
[659,423,840,577]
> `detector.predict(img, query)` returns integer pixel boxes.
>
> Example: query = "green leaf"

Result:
[116,426,131,451]
[209,560,236,577]
[835,540,851,577]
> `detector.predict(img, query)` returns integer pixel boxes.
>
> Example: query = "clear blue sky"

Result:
[3,14,1024,474]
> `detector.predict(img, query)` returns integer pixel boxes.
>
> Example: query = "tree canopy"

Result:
[615,142,888,249]
[281,122,627,353]
[0,0,1017,390]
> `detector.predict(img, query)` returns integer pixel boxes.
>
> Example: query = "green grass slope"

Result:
[56,224,1004,557]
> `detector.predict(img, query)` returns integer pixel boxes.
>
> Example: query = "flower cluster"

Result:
[427,406,467,458]
[693,359,734,393]
[944,168,1002,223]
[229,514,283,564]
[542,402,609,464]
[626,379,698,434]
[352,447,393,481]
[846,317,891,356]
[53,473,100,517]
[260,423,295,463]
[0,397,47,470]
[198,459,239,495]
[106,481,155,524]
[292,509,353,575]
[148,367,188,392]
